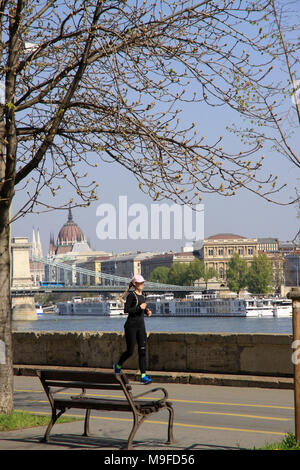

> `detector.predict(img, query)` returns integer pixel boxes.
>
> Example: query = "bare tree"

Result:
[0,0,296,413]
[229,0,300,176]
[228,0,300,245]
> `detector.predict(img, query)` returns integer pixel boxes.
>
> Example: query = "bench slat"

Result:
[54,397,132,412]
[41,370,121,384]
[53,397,172,413]
[44,380,123,391]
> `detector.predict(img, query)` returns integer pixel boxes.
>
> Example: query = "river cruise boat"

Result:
[243,297,273,317]
[56,292,292,318]
[145,292,291,318]
[146,292,246,317]
[272,298,292,317]
[56,297,124,316]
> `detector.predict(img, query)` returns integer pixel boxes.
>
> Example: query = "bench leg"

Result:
[83,409,91,436]
[166,405,175,445]
[124,413,145,450]
[41,408,65,443]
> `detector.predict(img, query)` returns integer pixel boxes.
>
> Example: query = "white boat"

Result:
[272,298,292,317]
[35,303,44,315]
[244,298,273,317]
[146,292,174,301]
[56,300,109,316]
[56,297,124,316]
[107,299,125,316]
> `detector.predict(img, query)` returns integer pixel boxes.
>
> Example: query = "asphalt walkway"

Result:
[0,368,295,453]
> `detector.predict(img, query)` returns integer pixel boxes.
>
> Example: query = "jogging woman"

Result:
[114,274,152,384]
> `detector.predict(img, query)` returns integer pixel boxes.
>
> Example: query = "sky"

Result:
[11,142,299,257]
[10,1,300,257]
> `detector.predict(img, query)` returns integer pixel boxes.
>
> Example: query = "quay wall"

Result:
[12,331,293,377]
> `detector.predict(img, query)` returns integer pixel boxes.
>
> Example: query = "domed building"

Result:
[45,208,112,286]
[57,208,85,246]
[49,208,91,255]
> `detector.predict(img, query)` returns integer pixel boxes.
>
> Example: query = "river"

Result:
[12,313,293,334]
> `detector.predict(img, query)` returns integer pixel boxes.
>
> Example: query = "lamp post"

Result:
[288,287,300,443]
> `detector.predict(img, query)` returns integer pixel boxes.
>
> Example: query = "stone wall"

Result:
[12,331,293,377]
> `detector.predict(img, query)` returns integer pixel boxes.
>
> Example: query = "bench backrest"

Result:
[37,369,135,409]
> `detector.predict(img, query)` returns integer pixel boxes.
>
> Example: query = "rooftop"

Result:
[207,233,247,240]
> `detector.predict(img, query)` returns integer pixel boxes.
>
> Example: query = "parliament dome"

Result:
[57,209,85,245]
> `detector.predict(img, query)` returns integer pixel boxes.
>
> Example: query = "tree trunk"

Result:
[0,203,13,414]
[0,0,22,414]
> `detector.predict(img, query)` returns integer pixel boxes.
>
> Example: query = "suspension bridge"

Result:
[12,254,202,296]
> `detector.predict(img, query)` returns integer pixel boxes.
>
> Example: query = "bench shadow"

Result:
[5,434,128,450]
[3,433,244,450]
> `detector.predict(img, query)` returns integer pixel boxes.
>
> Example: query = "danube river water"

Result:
[12,313,293,334]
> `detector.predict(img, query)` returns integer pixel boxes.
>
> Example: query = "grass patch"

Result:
[0,410,83,432]
[258,433,300,450]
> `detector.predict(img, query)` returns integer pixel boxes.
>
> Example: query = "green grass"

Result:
[0,410,83,432]
[258,433,300,450]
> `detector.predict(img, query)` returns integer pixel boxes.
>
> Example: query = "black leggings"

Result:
[118,323,147,374]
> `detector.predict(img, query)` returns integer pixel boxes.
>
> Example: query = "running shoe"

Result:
[113,363,122,374]
[140,374,152,384]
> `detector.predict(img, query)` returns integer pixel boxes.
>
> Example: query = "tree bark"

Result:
[0,203,13,414]
[0,0,22,415]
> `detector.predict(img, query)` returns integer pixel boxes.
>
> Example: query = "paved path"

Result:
[0,375,295,451]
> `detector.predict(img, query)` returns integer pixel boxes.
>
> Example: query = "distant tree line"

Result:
[149,259,217,289]
[149,253,273,295]
[226,253,273,295]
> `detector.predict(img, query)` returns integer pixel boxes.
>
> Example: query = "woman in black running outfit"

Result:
[114,275,152,384]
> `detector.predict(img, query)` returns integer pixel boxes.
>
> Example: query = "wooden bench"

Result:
[37,369,175,450]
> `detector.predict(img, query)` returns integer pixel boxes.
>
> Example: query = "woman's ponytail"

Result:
[119,281,134,303]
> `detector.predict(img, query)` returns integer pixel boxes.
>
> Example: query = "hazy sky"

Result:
[12,135,298,257]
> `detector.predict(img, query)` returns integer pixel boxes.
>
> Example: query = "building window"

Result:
[238,248,244,255]
[208,249,214,256]
[228,248,233,255]
[248,248,253,255]
[218,249,224,256]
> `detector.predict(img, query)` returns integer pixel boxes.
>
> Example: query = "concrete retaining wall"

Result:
[12,331,294,377]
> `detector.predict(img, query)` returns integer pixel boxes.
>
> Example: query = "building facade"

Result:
[199,233,258,280]
[284,252,300,287]
[257,237,279,253]
[30,229,44,285]
[141,251,195,280]
[100,252,157,280]
[257,238,285,292]
[75,256,111,285]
